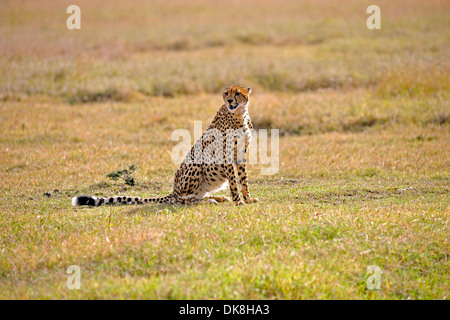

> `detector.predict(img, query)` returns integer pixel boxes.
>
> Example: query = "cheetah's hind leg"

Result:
[205,196,232,203]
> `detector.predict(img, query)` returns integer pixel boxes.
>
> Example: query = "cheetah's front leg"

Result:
[237,163,259,204]
[225,164,244,205]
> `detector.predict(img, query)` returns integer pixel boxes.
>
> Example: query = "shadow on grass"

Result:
[295,187,448,206]
[123,203,183,215]
[123,199,232,215]
[252,114,389,136]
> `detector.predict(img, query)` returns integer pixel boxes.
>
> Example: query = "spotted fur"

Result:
[72,85,259,206]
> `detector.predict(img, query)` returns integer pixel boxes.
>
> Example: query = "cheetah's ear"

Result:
[247,87,252,94]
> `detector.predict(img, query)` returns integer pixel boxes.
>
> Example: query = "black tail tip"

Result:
[72,195,97,206]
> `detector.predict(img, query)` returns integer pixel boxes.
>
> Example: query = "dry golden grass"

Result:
[0,0,448,299]
[1,0,448,99]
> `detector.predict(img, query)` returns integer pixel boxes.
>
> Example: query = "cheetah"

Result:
[72,85,259,207]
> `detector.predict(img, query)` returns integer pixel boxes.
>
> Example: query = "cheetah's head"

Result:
[223,85,252,115]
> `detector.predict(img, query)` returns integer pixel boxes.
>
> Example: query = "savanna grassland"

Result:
[0,0,448,299]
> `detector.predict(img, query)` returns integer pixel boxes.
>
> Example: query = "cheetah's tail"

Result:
[71,194,174,206]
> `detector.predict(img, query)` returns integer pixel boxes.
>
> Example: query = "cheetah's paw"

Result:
[245,198,259,203]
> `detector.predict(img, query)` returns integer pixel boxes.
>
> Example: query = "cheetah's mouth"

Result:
[229,104,239,110]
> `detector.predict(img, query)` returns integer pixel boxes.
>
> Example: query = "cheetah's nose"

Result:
[227,99,233,103]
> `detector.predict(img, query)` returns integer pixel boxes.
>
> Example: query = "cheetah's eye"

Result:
[235,92,241,96]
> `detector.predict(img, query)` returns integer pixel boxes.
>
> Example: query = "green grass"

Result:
[0,0,448,299]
